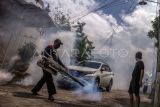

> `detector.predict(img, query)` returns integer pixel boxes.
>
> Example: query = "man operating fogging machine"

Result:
[31,39,67,101]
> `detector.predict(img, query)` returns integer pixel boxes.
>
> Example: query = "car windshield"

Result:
[78,61,101,69]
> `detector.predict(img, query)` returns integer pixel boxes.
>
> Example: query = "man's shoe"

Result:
[48,96,54,101]
[31,90,39,95]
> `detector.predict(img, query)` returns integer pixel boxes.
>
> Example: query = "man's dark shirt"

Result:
[132,60,144,82]
[43,45,65,67]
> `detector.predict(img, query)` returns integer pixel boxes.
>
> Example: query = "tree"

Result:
[148,17,159,47]
[52,7,71,30]
[18,42,36,62]
[8,42,36,83]
[73,22,95,62]
[147,16,159,104]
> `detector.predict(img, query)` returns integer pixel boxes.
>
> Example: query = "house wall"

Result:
[0,27,40,64]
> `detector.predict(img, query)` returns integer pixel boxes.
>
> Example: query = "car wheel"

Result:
[94,78,100,90]
[106,79,113,92]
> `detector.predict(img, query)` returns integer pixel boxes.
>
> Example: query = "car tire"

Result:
[106,79,113,92]
[94,78,100,90]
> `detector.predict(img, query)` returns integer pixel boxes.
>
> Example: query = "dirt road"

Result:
[0,84,152,107]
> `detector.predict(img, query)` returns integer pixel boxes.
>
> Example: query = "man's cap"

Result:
[54,39,63,45]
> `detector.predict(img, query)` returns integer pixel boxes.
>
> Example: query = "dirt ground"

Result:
[0,84,153,107]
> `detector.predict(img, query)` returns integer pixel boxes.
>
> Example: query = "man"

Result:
[128,51,145,107]
[31,39,66,101]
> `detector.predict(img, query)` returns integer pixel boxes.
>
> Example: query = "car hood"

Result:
[68,65,97,73]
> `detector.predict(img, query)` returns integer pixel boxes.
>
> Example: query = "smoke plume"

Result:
[19,31,76,86]
[33,0,156,91]
[0,70,13,84]
[22,0,156,91]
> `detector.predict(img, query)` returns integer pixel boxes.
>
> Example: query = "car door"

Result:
[99,64,112,87]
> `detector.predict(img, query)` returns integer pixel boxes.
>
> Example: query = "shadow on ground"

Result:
[12,91,46,100]
[115,98,153,107]
[114,98,130,106]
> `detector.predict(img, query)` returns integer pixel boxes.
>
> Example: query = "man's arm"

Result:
[139,62,144,86]
[139,69,144,86]
[57,57,68,71]
[44,47,52,58]
[57,57,65,67]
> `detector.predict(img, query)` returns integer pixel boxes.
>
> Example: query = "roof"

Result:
[0,0,54,28]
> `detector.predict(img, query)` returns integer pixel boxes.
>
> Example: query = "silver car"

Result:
[67,61,114,92]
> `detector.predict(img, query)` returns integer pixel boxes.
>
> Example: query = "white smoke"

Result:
[8,55,21,71]
[75,79,102,101]
[37,31,76,65]
[24,0,156,91]
[0,55,21,85]
[15,58,42,86]
[39,0,156,91]
[108,5,156,90]
[0,70,13,84]
[19,31,76,86]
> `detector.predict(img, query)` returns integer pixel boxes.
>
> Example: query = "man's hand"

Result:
[64,66,68,72]
[139,80,142,87]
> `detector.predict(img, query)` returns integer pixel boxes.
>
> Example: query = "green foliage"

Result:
[148,17,159,47]
[18,42,36,62]
[50,8,95,62]
[74,22,95,62]
[52,7,71,30]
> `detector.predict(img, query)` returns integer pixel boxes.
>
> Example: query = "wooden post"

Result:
[154,8,160,107]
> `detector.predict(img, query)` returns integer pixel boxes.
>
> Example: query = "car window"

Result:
[101,65,111,72]
[78,61,101,69]
[106,66,111,72]
[101,65,107,71]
